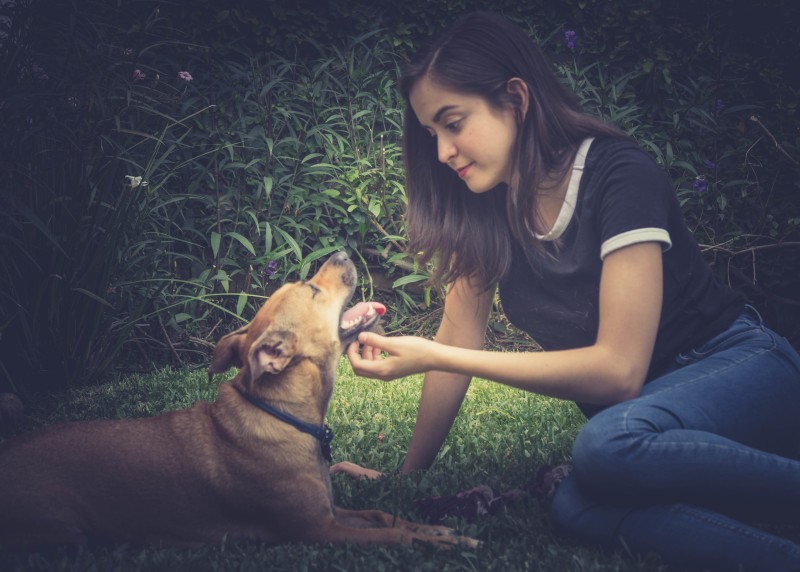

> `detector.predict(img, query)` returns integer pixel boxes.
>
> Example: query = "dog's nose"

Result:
[332,251,349,263]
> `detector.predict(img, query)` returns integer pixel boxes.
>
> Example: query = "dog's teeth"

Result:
[340,318,360,330]
[366,305,375,316]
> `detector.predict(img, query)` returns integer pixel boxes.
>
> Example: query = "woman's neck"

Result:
[534,166,573,235]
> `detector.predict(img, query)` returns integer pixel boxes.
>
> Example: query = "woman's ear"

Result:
[506,77,529,122]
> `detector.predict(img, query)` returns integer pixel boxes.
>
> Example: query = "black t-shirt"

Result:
[498,137,744,409]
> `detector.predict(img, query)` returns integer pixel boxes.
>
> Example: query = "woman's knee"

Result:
[571,399,687,494]
[549,474,585,535]
[549,474,618,548]
[570,410,632,483]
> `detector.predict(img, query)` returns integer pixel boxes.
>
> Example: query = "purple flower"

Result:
[693,177,708,193]
[31,62,49,81]
[714,99,725,117]
[177,70,193,82]
[131,69,146,82]
[704,159,716,169]
[564,30,577,51]
[265,260,278,276]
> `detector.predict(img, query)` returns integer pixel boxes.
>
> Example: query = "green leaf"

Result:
[236,292,247,317]
[263,176,273,199]
[211,232,221,258]
[274,226,302,260]
[71,288,114,308]
[368,199,381,218]
[264,222,273,254]
[299,261,311,280]
[301,153,324,164]
[227,232,256,256]
[392,274,428,288]
[214,269,230,293]
[303,245,342,265]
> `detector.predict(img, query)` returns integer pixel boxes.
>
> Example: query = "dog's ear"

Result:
[249,330,298,379]
[208,326,249,381]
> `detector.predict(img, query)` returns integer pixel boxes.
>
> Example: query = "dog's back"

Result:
[0,401,232,546]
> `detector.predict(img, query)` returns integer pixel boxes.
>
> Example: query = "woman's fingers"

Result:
[347,334,391,375]
[346,333,432,381]
[358,331,389,353]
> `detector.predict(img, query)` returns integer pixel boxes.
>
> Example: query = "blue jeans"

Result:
[550,307,800,571]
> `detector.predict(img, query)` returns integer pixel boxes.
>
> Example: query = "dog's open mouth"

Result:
[339,301,386,343]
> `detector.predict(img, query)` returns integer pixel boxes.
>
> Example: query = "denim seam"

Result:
[624,346,772,442]
[677,325,776,365]
[667,504,800,557]
[620,342,785,468]
[618,342,800,505]
[658,342,775,398]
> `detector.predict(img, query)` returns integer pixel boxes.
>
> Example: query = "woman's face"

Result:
[409,76,519,194]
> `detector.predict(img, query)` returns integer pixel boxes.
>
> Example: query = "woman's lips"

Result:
[456,163,474,178]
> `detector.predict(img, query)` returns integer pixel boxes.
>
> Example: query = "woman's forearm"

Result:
[432,342,646,405]
[401,370,472,473]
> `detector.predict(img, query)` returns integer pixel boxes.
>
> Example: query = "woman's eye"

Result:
[445,120,461,132]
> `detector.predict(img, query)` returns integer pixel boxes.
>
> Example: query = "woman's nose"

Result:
[437,136,456,164]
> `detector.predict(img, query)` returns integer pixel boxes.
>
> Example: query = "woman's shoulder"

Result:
[578,135,673,207]
[583,135,668,186]
[585,135,654,164]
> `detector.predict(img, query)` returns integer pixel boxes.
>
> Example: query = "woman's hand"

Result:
[346,332,438,381]
[329,461,384,480]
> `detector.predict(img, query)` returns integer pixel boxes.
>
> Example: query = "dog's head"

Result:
[208,251,385,393]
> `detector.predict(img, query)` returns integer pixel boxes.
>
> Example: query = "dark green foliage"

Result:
[1,0,798,397]
[0,1,411,394]
[0,0,170,393]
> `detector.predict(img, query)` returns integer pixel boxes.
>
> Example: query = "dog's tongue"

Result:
[341,301,386,327]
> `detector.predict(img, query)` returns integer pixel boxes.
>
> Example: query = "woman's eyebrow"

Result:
[432,105,458,123]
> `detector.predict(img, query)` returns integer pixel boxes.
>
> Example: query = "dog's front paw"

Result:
[403,522,482,548]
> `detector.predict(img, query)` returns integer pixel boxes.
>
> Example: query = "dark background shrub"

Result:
[1,0,798,396]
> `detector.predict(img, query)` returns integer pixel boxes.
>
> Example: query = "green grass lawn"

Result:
[0,361,678,572]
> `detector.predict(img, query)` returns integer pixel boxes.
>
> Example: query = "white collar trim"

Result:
[535,137,594,241]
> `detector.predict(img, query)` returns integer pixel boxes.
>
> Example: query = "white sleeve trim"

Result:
[600,228,672,259]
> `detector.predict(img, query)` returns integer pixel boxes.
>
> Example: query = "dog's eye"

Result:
[306,283,321,298]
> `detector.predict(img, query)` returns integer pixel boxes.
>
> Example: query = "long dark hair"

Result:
[400,12,626,290]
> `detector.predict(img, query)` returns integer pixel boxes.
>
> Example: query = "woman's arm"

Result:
[347,276,494,473]
[349,242,663,406]
[401,278,494,473]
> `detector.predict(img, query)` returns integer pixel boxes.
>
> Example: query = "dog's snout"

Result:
[331,251,349,264]
[312,252,356,290]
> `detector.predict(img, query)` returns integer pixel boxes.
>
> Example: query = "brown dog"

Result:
[0,252,477,549]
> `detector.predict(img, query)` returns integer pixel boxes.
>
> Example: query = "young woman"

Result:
[339,11,800,570]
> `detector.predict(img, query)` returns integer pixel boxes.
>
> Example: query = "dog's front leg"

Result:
[327,507,480,547]
[332,507,396,528]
